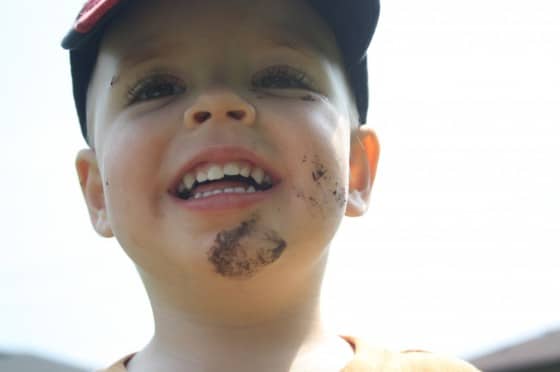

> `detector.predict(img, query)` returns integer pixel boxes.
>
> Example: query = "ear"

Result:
[76,149,113,237]
[345,127,380,217]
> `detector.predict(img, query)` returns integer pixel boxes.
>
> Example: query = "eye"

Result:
[251,65,314,90]
[127,74,186,105]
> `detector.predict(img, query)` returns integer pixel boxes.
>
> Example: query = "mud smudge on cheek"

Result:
[311,165,327,182]
[331,182,347,208]
[208,216,287,279]
[298,154,348,214]
[310,155,328,182]
[307,195,320,209]
[312,168,326,182]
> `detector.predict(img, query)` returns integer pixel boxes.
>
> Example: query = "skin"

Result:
[76,0,380,370]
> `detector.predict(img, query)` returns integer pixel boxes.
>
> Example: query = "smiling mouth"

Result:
[173,160,277,201]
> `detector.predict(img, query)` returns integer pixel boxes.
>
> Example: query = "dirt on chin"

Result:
[208,216,287,278]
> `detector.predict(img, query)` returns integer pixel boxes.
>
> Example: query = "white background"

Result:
[1,0,559,369]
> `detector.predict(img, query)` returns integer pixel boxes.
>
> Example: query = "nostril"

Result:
[227,110,246,121]
[193,111,211,123]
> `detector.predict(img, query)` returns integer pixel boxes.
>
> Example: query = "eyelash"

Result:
[127,74,186,105]
[251,65,314,90]
[126,66,314,105]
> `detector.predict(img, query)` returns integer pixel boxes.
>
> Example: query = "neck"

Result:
[126,252,354,371]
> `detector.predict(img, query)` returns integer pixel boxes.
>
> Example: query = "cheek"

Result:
[259,96,350,218]
[296,152,348,223]
[98,118,171,240]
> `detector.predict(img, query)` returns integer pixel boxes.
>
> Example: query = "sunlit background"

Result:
[1,0,559,370]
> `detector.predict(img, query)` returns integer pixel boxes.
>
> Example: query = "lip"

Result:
[168,145,283,210]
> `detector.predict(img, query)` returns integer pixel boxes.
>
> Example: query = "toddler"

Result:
[62,0,480,370]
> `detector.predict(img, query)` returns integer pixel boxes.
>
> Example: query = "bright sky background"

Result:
[1,0,559,370]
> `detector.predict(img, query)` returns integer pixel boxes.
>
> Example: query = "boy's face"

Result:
[78,0,377,282]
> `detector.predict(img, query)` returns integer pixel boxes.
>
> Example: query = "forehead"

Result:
[100,0,339,62]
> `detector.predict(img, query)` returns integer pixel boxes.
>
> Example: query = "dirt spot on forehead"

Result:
[208,216,287,279]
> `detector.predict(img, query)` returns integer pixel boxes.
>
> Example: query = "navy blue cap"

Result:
[62,0,380,141]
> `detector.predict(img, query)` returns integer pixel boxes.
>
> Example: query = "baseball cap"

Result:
[61,0,380,141]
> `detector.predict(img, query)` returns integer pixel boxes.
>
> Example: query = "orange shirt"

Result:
[97,335,480,371]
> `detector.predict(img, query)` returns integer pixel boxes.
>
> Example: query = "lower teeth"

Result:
[193,186,256,199]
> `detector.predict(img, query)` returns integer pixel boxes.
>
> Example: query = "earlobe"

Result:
[76,149,114,237]
[345,127,380,217]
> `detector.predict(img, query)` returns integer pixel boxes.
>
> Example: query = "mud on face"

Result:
[208,215,287,279]
[296,154,347,215]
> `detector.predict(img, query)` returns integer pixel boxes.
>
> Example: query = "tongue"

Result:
[194,180,253,194]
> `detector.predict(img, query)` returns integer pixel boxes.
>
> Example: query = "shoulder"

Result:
[398,349,481,371]
[342,335,480,371]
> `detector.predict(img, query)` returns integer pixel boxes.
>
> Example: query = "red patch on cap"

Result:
[74,0,121,33]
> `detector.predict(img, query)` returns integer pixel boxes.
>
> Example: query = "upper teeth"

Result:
[180,161,272,192]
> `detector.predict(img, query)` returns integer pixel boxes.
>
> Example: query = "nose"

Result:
[184,88,256,128]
